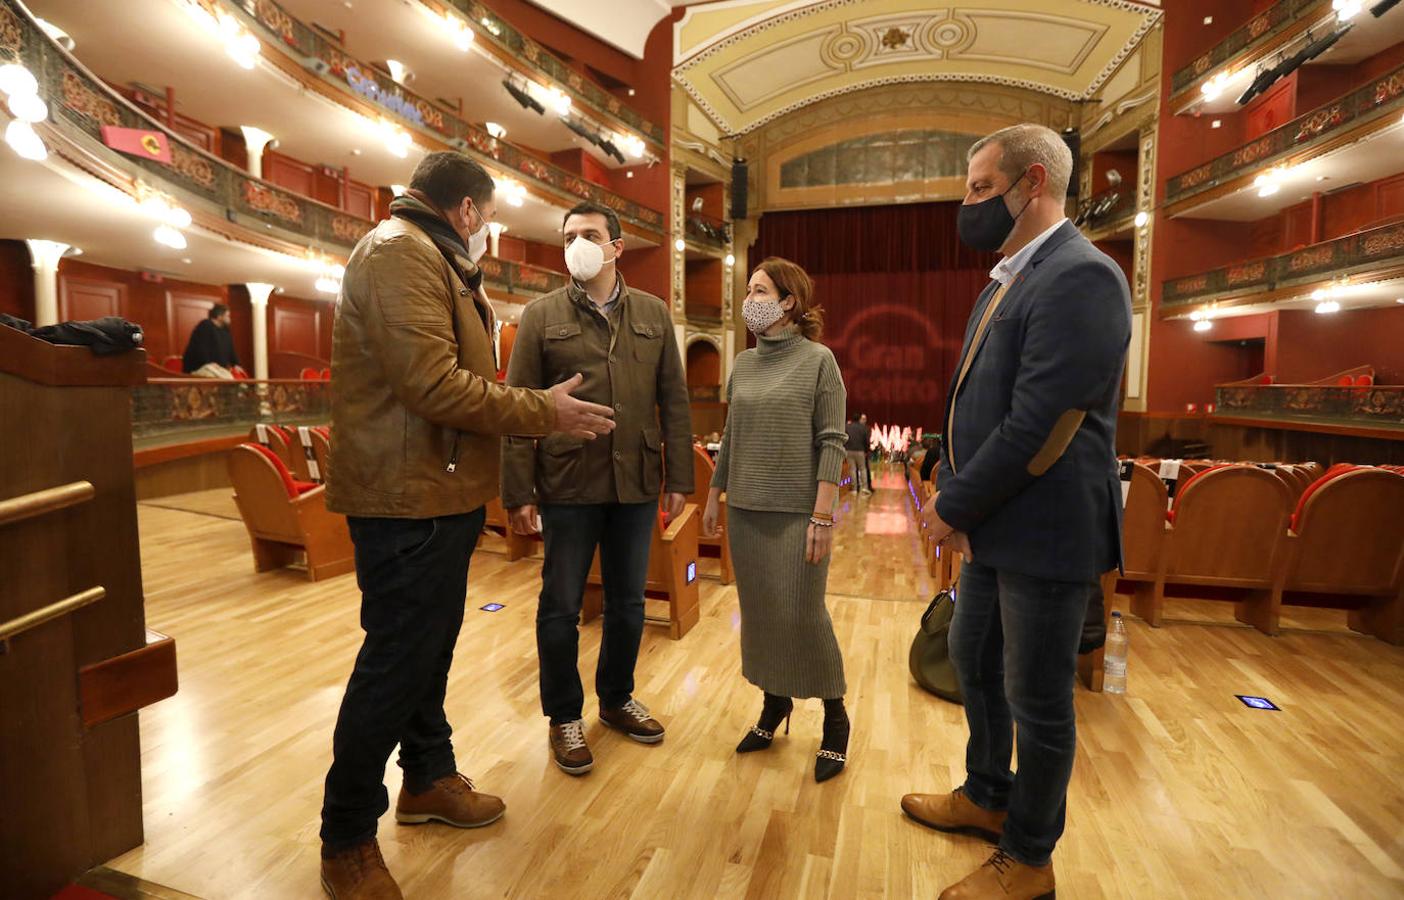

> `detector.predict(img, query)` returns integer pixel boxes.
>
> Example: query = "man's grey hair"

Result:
[967,124,1072,198]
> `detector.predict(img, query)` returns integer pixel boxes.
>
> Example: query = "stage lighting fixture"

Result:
[503,79,544,115]
[562,116,599,145]
[1372,0,1401,15]
[598,138,626,164]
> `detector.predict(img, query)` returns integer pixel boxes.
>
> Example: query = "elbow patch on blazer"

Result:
[1027,409,1087,476]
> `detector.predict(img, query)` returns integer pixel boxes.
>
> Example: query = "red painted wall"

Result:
[1275,307,1404,384]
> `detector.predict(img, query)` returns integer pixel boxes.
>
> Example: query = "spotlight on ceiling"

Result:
[1106,169,1122,187]
[598,138,626,164]
[503,78,544,115]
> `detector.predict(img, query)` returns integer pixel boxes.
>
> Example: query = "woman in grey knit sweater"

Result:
[701,257,851,783]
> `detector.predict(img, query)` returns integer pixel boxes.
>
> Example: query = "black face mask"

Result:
[957,170,1032,253]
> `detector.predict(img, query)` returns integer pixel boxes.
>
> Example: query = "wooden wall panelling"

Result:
[59,276,125,323]
[0,239,34,321]
[166,292,218,363]
[270,299,320,359]
[263,151,314,199]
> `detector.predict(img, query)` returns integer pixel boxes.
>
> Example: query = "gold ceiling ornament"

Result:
[674,0,1161,137]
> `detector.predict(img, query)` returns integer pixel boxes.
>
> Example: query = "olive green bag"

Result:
[909,584,963,704]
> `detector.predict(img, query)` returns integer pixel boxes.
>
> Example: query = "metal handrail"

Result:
[0,587,106,642]
[0,481,95,528]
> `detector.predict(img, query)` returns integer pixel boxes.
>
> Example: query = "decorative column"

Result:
[489,222,505,259]
[240,126,276,180]
[246,282,274,379]
[25,239,69,327]
[1125,126,1157,413]
[671,164,687,359]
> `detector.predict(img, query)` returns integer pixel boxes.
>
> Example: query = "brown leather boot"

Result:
[394,773,506,828]
[320,838,403,900]
[900,787,1007,842]
[939,849,1055,899]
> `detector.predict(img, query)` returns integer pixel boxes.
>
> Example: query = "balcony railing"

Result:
[1169,0,1322,97]
[1,0,376,253]
[1215,382,1403,430]
[1165,60,1404,208]
[448,0,664,145]
[133,379,330,440]
[219,0,665,237]
[1162,220,1404,308]
[479,256,568,297]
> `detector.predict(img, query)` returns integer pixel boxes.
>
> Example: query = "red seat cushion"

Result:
[1291,465,1360,530]
[246,442,299,498]
[300,367,319,380]
[163,356,182,373]
[293,480,318,495]
[1354,374,1373,386]
[1337,375,1354,386]
[232,366,250,380]
[321,368,332,381]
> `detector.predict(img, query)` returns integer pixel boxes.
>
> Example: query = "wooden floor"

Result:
[110,466,1404,899]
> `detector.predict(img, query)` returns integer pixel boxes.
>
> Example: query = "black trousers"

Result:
[536,501,657,725]
[319,508,485,848]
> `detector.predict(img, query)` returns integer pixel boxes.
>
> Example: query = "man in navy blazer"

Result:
[902,124,1131,900]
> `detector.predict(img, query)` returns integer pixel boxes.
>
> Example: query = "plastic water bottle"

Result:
[1104,612,1129,694]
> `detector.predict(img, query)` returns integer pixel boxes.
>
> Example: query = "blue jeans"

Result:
[537,501,657,725]
[320,508,486,848]
[948,560,1094,866]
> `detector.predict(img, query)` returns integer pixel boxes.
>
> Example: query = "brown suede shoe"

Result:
[901,787,1008,842]
[939,849,1055,900]
[394,772,505,828]
[320,838,403,900]
[549,720,594,775]
[600,698,665,744]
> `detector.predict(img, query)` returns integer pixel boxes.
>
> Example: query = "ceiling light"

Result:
[626,171,634,178]
[674,238,686,252]
[315,276,340,294]
[1194,319,1213,332]
[1315,300,1341,314]
[378,120,412,158]
[494,178,526,207]
[725,253,735,266]
[488,222,507,237]
[153,225,187,250]
[215,14,260,69]
[444,13,474,51]
[1189,310,1204,321]
[548,88,572,116]
[1134,211,1149,228]
[1211,119,1222,129]
[485,121,506,139]
[1203,16,1214,24]
[7,92,48,123]
[386,59,412,85]
[0,63,37,97]
[35,17,75,51]
[1334,0,1364,19]
[5,120,47,161]
[1201,72,1230,101]
[1395,297,1404,304]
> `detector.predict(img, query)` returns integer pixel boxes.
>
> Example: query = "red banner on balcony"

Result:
[100,125,172,164]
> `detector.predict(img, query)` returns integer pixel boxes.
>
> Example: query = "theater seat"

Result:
[227,443,354,582]
[321,367,332,381]
[248,424,312,482]
[300,367,320,381]
[1166,463,1234,522]
[690,445,733,585]
[582,503,701,640]
[163,355,182,373]
[231,366,250,380]
[1133,466,1293,633]
[1281,468,1404,644]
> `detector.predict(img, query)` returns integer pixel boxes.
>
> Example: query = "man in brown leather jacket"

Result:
[319,152,614,900]
[502,202,693,777]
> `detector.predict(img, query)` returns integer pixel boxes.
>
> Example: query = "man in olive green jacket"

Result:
[320,153,614,900]
[503,202,694,777]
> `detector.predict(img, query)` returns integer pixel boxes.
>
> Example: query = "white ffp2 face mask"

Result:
[565,237,616,282]
[467,220,488,263]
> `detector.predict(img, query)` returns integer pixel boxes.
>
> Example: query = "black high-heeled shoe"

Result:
[736,692,793,753]
[815,700,849,783]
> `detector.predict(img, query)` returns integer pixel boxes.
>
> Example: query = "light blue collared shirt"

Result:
[990,218,1068,286]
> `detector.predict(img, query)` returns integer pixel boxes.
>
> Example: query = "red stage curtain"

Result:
[752,202,997,432]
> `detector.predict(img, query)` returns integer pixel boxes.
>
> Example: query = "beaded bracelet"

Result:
[809,517,835,528]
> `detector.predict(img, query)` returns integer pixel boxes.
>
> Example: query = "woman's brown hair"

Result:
[755,256,824,341]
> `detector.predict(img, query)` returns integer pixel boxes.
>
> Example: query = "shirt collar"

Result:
[990,218,1068,285]
[570,274,624,312]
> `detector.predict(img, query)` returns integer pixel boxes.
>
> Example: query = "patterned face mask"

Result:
[743,296,787,335]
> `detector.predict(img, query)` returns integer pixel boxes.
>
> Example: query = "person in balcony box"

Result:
[181,303,238,377]
[502,201,694,778]
[319,151,615,900]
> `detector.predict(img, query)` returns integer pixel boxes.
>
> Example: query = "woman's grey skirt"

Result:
[727,506,846,699]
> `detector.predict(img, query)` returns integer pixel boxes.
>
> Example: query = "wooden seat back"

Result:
[1166,466,1292,587]
[1122,462,1169,580]
[228,443,304,543]
[1287,468,1404,596]
[585,504,701,639]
